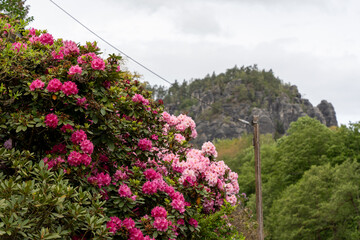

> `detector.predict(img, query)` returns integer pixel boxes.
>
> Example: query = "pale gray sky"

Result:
[27,0,360,125]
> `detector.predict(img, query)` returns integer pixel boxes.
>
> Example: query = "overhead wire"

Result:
[48,0,252,127]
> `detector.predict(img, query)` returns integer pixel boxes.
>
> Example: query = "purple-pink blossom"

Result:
[70,130,87,144]
[68,65,82,75]
[29,79,45,91]
[118,184,132,197]
[91,58,105,70]
[80,139,94,154]
[60,124,74,133]
[67,151,82,166]
[61,81,78,96]
[142,181,158,195]
[138,138,152,151]
[189,218,198,228]
[46,78,62,92]
[44,113,58,128]
[151,206,167,218]
[153,217,168,232]
[39,33,54,45]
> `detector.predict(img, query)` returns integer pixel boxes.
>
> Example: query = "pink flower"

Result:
[114,169,128,181]
[68,151,82,166]
[106,216,121,233]
[171,199,186,213]
[142,181,158,195]
[51,50,64,60]
[11,42,27,53]
[226,195,237,206]
[201,141,218,157]
[63,40,79,55]
[29,36,40,44]
[44,113,58,128]
[29,79,45,91]
[150,134,158,140]
[70,130,87,144]
[39,33,54,45]
[153,217,168,232]
[60,124,74,133]
[174,133,186,143]
[91,58,105,70]
[116,65,121,72]
[132,94,149,106]
[68,65,82,75]
[89,172,111,188]
[151,206,167,218]
[177,219,185,225]
[138,138,152,151]
[118,184,132,197]
[128,228,144,240]
[80,154,92,166]
[61,81,78,96]
[46,78,62,92]
[28,28,36,36]
[122,218,135,229]
[189,218,198,228]
[143,168,161,180]
[80,139,94,154]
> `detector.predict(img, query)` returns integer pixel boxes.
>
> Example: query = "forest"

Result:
[215,116,360,239]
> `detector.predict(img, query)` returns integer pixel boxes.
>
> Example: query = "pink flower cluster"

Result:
[43,156,65,169]
[31,78,78,96]
[118,184,132,197]
[46,78,62,92]
[132,94,150,106]
[67,130,93,166]
[170,143,239,207]
[88,172,111,188]
[68,65,82,75]
[106,217,155,239]
[11,42,27,53]
[39,33,54,45]
[63,40,80,55]
[138,138,152,151]
[44,113,58,128]
[161,112,197,139]
[77,52,105,71]
[61,81,78,96]
[201,141,218,158]
[29,79,45,91]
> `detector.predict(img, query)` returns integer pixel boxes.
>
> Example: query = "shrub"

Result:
[0,16,240,239]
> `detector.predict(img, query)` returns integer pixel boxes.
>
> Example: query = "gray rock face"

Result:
[165,80,338,146]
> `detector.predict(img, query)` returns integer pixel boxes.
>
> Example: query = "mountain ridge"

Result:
[147,65,337,145]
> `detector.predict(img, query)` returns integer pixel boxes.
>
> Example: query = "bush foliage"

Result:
[0,16,241,239]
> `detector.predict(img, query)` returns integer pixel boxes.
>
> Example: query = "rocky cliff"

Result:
[151,66,338,145]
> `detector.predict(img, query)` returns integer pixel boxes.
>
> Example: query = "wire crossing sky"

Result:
[27,0,360,125]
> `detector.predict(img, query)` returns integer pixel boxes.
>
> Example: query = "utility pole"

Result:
[252,116,264,240]
[238,116,264,240]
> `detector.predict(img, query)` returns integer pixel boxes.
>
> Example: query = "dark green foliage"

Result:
[0,148,110,239]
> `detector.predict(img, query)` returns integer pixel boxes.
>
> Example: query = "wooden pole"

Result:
[252,116,264,240]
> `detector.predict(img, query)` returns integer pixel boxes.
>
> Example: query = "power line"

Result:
[48,0,250,125]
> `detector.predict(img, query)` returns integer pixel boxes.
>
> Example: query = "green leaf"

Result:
[100,108,106,116]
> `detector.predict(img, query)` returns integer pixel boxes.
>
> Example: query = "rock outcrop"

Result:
[165,79,338,146]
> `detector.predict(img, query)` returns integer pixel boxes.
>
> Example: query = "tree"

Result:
[0,0,33,22]
[268,160,360,240]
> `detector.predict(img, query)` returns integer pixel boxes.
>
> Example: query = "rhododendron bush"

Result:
[0,16,240,239]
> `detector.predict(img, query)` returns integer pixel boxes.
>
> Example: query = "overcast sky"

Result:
[27,0,360,125]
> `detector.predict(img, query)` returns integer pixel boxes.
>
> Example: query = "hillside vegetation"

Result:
[147,65,337,145]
